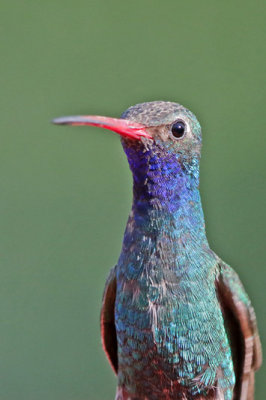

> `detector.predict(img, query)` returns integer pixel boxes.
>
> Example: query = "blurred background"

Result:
[0,1,265,399]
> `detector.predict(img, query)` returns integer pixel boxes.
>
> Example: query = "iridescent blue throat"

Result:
[122,141,209,256]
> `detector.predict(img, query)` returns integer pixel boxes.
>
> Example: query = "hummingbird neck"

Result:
[131,181,207,244]
[120,184,210,278]
[123,145,208,247]
[119,142,212,278]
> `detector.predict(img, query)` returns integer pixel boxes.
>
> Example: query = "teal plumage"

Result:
[53,101,262,400]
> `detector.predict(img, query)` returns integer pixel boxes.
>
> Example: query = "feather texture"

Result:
[97,101,262,399]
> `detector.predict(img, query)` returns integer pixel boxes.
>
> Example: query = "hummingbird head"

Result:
[120,101,201,177]
[121,100,201,148]
[53,101,202,210]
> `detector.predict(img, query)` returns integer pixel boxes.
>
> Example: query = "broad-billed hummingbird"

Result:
[53,101,261,400]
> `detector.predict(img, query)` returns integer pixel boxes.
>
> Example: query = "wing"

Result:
[216,262,262,400]
[100,266,118,374]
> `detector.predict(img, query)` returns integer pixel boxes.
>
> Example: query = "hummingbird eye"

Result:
[171,120,186,139]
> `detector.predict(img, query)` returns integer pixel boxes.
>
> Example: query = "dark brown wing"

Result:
[216,262,262,400]
[100,266,118,374]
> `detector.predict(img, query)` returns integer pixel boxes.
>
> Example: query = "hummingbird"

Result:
[53,101,262,400]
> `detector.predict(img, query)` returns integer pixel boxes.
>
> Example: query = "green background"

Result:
[0,1,265,399]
